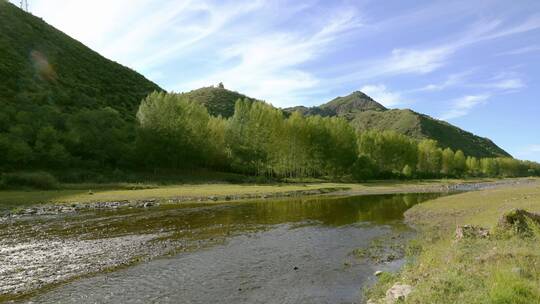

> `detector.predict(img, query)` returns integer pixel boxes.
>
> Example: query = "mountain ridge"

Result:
[285,91,510,158]
[182,87,510,158]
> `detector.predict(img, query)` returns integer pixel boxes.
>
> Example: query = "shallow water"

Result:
[11,193,442,303]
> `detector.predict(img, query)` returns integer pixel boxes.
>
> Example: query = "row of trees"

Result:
[135,92,540,180]
[1,91,539,180]
[355,131,538,179]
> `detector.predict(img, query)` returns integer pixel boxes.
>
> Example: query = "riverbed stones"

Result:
[374,270,383,276]
[0,233,169,296]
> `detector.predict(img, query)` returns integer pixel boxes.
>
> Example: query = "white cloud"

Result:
[477,78,525,90]
[340,16,540,81]
[177,7,363,107]
[528,145,540,153]
[416,70,474,92]
[514,144,540,162]
[359,84,404,107]
[497,45,540,56]
[440,94,490,120]
[467,71,527,91]
[20,0,266,72]
[414,70,525,94]
[127,1,267,71]
[377,47,453,76]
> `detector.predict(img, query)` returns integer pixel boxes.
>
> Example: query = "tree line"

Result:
[1,91,539,181]
[135,92,539,180]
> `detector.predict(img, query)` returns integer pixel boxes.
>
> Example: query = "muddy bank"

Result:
[1,187,348,220]
[328,178,537,197]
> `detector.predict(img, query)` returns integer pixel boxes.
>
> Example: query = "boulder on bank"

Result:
[455,225,490,241]
[366,283,413,304]
[385,283,413,303]
[496,209,540,236]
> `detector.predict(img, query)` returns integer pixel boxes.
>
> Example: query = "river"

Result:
[2,193,443,303]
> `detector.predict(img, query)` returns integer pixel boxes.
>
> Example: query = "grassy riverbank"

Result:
[0,178,500,211]
[366,178,540,303]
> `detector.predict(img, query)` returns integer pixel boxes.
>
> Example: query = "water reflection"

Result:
[23,193,444,304]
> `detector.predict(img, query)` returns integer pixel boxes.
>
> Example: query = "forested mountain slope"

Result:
[351,109,510,158]
[285,92,510,158]
[0,2,161,169]
[0,1,161,117]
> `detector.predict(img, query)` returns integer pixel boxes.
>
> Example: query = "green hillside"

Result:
[0,2,161,170]
[0,1,161,116]
[181,84,256,118]
[352,109,510,158]
[286,92,510,158]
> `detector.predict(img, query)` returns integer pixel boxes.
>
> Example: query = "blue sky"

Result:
[15,0,540,161]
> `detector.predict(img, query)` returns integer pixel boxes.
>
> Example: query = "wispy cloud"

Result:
[415,70,475,92]
[475,78,525,90]
[25,0,268,71]
[342,16,540,81]
[178,7,363,107]
[360,84,404,107]
[440,94,490,120]
[127,1,268,71]
[515,144,540,161]
[497,45,540,56]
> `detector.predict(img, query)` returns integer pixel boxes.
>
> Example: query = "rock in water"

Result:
[385,283,412,303]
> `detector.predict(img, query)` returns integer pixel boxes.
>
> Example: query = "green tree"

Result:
[34,126,70,167]
[402,164,413,178]
[68,107,132,168]
[417,139,442,176]
[441,148,455,176]
[453,150,466,176]
[225,99,284,175]
[136,92,210,169]
[357,131,417,176]
[480,158,499,177]
[352,155,378,181]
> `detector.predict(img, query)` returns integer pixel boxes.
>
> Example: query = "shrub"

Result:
[0,171,59,190]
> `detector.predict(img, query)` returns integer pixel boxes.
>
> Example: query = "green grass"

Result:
[366,178,540,303]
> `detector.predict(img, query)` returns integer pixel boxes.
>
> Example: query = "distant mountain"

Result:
[351,109,510,158]
[285,91,510,158]
[181,85,256,118]
[285,91,387,119]
[0,1,161,118]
